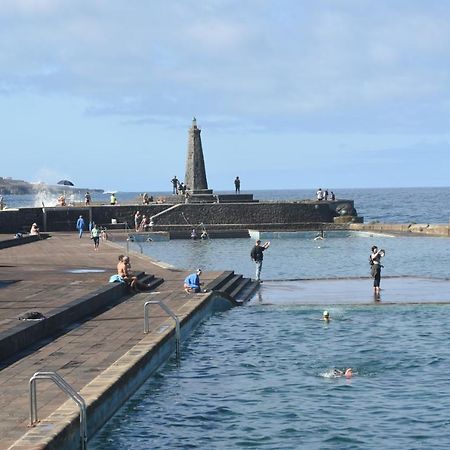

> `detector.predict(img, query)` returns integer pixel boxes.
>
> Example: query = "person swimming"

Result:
[314,230,325,240]
[332,368,353,378]
[323,310,330,321]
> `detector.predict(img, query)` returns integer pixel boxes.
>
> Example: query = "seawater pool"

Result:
[127,231,450,280]
[91,232,450,449]
[91,303,450,449]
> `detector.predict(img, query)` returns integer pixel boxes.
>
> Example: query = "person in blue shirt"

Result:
[76,215,85,238]
[184,269,203,293]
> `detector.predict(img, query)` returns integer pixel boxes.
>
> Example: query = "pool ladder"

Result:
[144,300,181,359]
[29,371,87,450]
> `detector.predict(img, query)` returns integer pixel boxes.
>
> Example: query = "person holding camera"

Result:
[251,239,271,282]
[370,246,385,295]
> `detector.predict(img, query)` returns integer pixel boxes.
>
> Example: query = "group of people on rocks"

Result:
[316,188,335,201]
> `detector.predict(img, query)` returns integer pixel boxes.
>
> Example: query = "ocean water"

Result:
[3,186,450,223]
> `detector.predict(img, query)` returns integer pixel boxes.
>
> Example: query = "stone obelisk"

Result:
[184,118,212,194]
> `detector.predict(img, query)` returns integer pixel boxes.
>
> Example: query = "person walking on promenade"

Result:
[370,246,385,295]
[250,239,270,282]
[171,176,179,194]
[91,223,100,250]
[184,269,203,293]
[234,176,241,194]
[76,215,85,238]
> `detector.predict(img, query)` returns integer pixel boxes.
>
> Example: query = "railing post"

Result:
[144,300,181,359]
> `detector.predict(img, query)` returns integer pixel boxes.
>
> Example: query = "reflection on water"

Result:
[90,304,450,449]
[90,232,450,449]
[128,232,450,280]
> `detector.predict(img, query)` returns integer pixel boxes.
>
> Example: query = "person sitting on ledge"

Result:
[117,255,138,290]
[30,223,41,237]
[184,269,204,293]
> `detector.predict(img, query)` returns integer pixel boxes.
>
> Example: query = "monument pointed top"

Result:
[192,117,197,128]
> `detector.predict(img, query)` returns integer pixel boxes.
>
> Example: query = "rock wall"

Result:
[0,200,357,233]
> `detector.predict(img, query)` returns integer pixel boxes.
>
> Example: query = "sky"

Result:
[1,0,450,192]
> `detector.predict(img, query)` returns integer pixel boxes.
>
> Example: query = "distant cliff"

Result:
[0,177,103,195]
[0,177,33,195]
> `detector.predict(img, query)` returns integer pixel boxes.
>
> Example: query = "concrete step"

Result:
[205,271,235,291]
[234,279,260,304]
[0,271,161,366]
[218,274,243,295]
[229,277,252,299]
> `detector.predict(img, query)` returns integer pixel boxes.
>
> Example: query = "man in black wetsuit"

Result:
[250,239,270,282]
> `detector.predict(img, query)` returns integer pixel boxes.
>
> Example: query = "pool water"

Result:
[90,303,450,449]
[90,232,450,449]
[128,232,450,280]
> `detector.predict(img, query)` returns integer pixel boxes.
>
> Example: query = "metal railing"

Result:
[144,300,180,359]
[29,371,87,450]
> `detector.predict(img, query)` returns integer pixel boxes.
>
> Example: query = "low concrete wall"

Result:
[10,292,237,450]
[349,223,450,237]
[0,282,128,362]
[0,233,49,249]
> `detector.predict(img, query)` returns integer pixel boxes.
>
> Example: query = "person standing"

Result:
[234,176,241,194]
[84,191,91,206]
[171,176,179,194]
[91,223,100,250]
[134,211,141,231]
[76,215,85,238]
[370,246,385,295]
[110,193,117,205]
[316,188,323,201]
[250,239,270,282]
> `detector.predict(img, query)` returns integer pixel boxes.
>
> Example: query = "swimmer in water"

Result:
[323,310,330,321]
[314,230,325,241]
[333,368,353,378]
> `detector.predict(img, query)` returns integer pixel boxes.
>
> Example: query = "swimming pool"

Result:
[127,231,450,280]
[90,301,450,449]
[90,232,450,449]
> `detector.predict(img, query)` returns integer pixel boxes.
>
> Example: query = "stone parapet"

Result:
[0,200,360,233]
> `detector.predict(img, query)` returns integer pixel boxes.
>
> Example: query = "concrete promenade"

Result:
[0,233,245,449]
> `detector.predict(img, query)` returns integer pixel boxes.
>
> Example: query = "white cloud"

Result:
[1,1,450,133]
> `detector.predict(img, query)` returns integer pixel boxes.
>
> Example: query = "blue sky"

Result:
[1,0,450,191]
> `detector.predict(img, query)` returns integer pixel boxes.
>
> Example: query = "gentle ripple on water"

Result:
[91,305,450,449]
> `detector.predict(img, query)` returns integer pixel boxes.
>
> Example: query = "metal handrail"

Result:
[144,300,180,359]
[29,371,87,450]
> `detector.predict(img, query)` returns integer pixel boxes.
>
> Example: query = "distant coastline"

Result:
[0,177,103,195]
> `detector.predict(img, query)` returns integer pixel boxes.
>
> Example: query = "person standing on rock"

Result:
[250,239,270,282]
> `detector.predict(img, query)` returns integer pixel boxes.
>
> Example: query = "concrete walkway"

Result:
[0,233,228,449]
